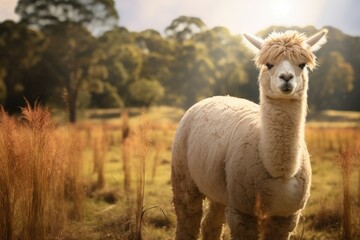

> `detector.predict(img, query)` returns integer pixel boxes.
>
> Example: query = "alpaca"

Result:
[171,29,327,240]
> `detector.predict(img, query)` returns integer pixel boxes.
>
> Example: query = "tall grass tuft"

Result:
[358,155,360,206]
[0,103,66,239]
[0,108,18,240]
[339,149,352,240]
[151,139,163,183]
[121,110,132,194]
[131,115,152,240]
[22,103,60,239]
[93,126,108,190]
[356,136,360,205]
[63,126,85,220]
[47,136,66,234]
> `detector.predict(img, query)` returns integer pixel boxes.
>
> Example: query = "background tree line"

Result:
[0,1,359,122]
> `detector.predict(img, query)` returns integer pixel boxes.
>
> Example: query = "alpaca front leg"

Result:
[262,213,300,240]
[226,208,259,240]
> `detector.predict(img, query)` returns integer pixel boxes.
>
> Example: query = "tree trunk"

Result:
[69,100,76,123]
[68,90,77,123]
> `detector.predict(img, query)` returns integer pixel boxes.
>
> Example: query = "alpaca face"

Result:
[262,59,308,99]
[243,29,328,100]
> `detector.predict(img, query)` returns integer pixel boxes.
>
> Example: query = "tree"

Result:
[98,28,144,105]
[169,42,215,107]
[98,28,135,91]
[45,23,108,122]
[165,16,206,42]
[194,27,249,98]
[23,23,108,122]
[136,29,175,55]
[90,82,124,108]
[136,29,175,101]
[15,0,119,122]
[0,20,47,111]
[15,0,119,33]
[310,51,354,109]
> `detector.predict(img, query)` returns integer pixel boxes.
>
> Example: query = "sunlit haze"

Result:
[1,0,359,35]
[117,0,359,35]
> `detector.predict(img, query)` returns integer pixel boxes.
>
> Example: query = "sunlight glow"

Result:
[2,0,334,36]
[210,0,327,34]
[269,0,292,20]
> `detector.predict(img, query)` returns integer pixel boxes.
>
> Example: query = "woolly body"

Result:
[173,95,310,216]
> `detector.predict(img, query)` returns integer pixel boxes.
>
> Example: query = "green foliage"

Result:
[14,0,119,122]
[90,83,124,108]
[117,45,143,81]
[137,29,175,54]
[1,12,360,114]
[165,16,206,42]
[194,27,249,98]
[167,41,215,107]
[42,23,104,122]
[129,79,165,107]
[77,87,92,109]
[310,51,354,110]
[0,83,6,105]
[0,21,47,69]
[0,20,47,111]
[98,28,143,101]
[15,0,119,32]
[0,68,6,104]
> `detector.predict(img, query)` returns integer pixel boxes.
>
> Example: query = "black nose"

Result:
[279,73,294,82]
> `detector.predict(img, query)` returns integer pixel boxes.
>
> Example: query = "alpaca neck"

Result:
[259,94,307,179]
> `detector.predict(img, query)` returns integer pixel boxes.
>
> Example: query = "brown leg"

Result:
[172,165,204,240]
[226,208,259,240]
[201,200,226,240]
[262,213,300,240]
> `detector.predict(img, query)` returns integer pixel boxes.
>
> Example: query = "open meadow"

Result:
[1,0,360,239]
[1,105,360,240]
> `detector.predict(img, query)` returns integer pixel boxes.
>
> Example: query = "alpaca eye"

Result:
[298,63,306,69]
[265,63,274,70]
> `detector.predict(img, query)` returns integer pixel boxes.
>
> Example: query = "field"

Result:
[1,105,360,240]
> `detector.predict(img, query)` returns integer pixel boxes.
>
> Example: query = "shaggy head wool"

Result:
[255,31,317,70]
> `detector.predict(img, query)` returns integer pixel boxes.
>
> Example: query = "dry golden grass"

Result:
[0,103,63,239]
[0,103,88,239]
[306,126,360,153]
[131,115,152,240]
[122,110,132,195]
[2,105,360,240]
[305,126,360,239]
[92,126,108,190]
[63,127,85,220]
[339,149,352,240]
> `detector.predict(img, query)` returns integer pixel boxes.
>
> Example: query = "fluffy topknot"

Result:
[255,31,317,70]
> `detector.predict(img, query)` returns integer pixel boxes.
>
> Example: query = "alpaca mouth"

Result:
[280,86,294,94]
[280,83,294,94]
[281,88,292,94]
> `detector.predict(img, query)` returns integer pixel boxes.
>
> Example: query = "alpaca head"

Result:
[243,30,327,100]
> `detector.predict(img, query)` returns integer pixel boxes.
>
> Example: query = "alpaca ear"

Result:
[243,33,264,54]
[306,29,328,52]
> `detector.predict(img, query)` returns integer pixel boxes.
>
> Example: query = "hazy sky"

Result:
[1,0,360,36]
